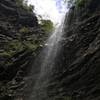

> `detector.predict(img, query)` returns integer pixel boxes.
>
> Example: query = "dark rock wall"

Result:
[47,0,100,100]
[0,0,45,99]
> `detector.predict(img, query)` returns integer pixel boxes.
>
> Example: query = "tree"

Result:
[40,19,54,32]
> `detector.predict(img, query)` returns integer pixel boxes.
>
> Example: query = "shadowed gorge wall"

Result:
[0,0,100,100]
[0,0,46,99]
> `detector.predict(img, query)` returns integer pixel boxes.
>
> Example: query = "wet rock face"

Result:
[48,0,100,99]
[0,0,45,99]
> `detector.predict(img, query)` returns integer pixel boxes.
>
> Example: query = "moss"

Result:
[3,59,14,66]
[6,40,24,54]
[19,26,29,33]
[1,34,42,58]
[0,52,11,57]
[53,96,72,100]
[0,30,44,59]
[0,39,24,58]
[22,40,40,50]
[63,96,72,100]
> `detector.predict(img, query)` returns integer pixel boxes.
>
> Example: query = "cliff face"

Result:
[48,0,100,99]
[0,0,45,99]
[1,0,100,100]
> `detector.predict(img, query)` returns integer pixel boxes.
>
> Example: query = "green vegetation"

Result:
[63,96,72,100]
[0,38,41,58]
[37,15,54,32]
[0,0,54,59]
[23,40,39,50]
[16,0,34,11]
[0,51,11,56]
[16,0,54,33]
[3,39,24,56]
[40,19,54,32]
[18,27,44,50]
[19,26,29,33]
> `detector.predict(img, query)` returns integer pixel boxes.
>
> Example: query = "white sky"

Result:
[28,0,67,24]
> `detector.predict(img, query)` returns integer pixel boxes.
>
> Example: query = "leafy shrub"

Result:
[40,19,54,32]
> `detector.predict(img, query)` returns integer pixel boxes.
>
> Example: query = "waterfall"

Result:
[29,16,65,100]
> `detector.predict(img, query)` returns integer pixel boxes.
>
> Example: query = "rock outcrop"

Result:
[0,0,45,99]
[47,0,100,100]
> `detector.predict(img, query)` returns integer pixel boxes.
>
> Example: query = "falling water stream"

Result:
[30,16,65,100]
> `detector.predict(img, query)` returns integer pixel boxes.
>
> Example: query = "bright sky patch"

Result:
[28,0,67,24]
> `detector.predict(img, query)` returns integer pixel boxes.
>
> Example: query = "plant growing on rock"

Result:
[40,19,54,32]
[19,26,29,33]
